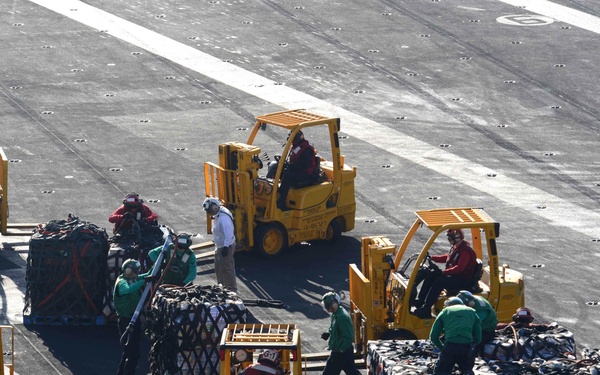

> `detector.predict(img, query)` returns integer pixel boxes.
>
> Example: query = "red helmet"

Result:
[291,130,305,145]
[446,229,464,242]
[258,349,280,366]
[512,307,534,324]
[123,192,141,208]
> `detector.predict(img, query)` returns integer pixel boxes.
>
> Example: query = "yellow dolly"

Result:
[219,323,302,375]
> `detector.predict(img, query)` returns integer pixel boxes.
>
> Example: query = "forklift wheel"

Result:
[255,223,288,258]
[324,218,342,242]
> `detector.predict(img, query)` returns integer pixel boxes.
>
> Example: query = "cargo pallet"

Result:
[23,314,105,326]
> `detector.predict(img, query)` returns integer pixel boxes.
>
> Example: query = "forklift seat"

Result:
[291,155,323,189]
[445,258,484,296]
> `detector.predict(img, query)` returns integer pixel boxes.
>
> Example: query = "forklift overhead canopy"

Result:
[219,323,303,375]
[255,109,331,128]
[220,323,300,350]
[414,207,498,234]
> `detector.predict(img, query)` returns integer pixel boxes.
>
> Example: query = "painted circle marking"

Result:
[497,14,555,26]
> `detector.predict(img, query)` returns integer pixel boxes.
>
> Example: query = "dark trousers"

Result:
[433,342,476,375]
[478,330,495,356]
[411,267,438,305]
[322,347,361,375]
[418,274,472,311]
[117,317,142,375]
[278,172,310,207]
[469,330,495,368]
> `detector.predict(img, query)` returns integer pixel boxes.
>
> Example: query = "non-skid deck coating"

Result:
[2,0,600,373]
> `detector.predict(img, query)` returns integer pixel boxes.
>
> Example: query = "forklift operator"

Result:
[276,130,316,210]
[412,229,478,319]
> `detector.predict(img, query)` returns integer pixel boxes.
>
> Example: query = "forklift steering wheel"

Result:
[423,252,442,275]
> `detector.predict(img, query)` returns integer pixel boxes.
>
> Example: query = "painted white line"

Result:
[497,0,600,34]
[27,0,600,237]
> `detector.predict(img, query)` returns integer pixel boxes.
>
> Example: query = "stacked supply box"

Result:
[366,339,494,375]
[146,284,247,375]
[24,215,109,325]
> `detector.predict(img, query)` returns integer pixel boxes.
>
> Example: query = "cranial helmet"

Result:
[321,291,341,311]
[177,233,192,249]
[456,290,475,305]
[202,197,221,212]
[293,130,304,144]
[513,307,534,324]
[258,349,280,366]
[446,229,464,242]
[121,259,141,276]
[444,296,464,307]
[123,192,141,208]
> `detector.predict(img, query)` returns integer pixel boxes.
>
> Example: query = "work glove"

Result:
[321,332,330,340]
[123,212,133,220]
[144,274,157,283]
[218,247,229,257]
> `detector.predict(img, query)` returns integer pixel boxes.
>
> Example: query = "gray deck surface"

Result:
[2,0,600,373]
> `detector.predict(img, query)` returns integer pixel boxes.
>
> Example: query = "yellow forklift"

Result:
[219,323,302,375]
[204,109,357,257]
[349,207,525,354]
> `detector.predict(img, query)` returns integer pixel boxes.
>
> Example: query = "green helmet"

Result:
[177,233,192,249]
[121,259,141,276]
[444,296,464,307]
[456,290,475,305]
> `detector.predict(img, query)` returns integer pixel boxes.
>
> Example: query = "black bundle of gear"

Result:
[366,339,495,374]
[483,323,576,362]
[146,284,247,375]
[23,215,109,325]
[487,357,600,375]
[365,323,591,375]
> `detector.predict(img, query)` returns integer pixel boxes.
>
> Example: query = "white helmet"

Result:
[202,197,221,212]
[321,292,341,311]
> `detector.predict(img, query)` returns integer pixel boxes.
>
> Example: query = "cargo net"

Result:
[366,324,600,375]
[145,284,247,375]
[367,339,495,375]
[484,323,576,362]
[23,215,109,324]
